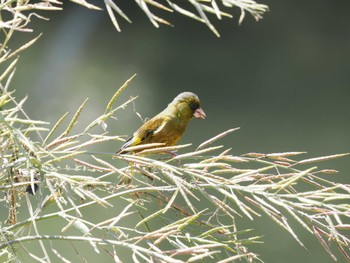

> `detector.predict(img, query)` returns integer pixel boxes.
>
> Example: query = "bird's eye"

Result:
[189,102,198,111]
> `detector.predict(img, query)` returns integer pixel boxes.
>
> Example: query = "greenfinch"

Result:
[117,92,206,154]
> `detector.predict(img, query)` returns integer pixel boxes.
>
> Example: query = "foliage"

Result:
[1,76,350,262]
[1,0,350,263]
[103,0,269,37]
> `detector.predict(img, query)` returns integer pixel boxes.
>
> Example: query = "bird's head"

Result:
[168,92,206,120]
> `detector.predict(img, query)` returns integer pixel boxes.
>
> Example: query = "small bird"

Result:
[117,92,206,154]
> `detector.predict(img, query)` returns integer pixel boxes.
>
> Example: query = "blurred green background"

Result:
[10,0,350,262]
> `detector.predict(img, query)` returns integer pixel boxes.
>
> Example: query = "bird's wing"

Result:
[117,115,169,153]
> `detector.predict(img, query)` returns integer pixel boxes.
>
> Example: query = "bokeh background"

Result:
[10,0,350,262]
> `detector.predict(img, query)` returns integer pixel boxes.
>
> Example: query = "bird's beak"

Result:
[194,107,206,119]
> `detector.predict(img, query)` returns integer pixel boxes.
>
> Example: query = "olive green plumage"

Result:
[117,92,206,154]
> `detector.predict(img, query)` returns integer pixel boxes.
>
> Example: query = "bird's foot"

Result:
[165,151,177,157]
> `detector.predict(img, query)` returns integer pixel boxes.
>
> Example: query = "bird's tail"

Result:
[115,136,133,155]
